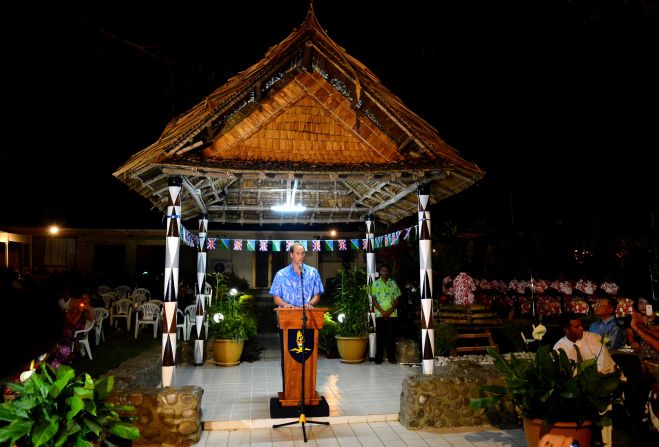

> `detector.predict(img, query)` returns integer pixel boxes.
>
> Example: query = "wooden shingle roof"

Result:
[114,5,484,225]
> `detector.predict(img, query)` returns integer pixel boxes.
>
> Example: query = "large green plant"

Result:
[0,364,139,447]
[470,345,621,428]
[332,267,369,337]
[206,272,257,341]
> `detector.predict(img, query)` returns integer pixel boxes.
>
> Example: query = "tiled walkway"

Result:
[173,333,526,446]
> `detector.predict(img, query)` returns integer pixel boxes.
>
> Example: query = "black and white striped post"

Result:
[194,212,209,365]
[365,214,377,361]
[418,184,434,375]
[162,176,181,386]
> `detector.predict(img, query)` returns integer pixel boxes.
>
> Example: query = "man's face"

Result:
[565,318,584,342]
[290,245,306,266]
[379,267,389,280]
[594,299,614,318]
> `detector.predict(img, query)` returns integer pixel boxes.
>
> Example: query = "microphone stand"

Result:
[273,263,329,442]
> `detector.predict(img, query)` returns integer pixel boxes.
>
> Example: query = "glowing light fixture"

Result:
[337,313,346,323]
[230,288,238,296]
[271,179,306,213]
[213,312,224,323]
[48,225,60,235]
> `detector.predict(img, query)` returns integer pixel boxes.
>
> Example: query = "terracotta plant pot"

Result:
[212,339,244,366]
[523,417,592,447]
[335,336,368,364]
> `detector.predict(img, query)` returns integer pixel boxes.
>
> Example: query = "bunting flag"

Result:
[180,225,417,253]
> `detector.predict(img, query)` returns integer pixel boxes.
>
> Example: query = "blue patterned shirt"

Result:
[269,264,324,307]
[589,316,625,350]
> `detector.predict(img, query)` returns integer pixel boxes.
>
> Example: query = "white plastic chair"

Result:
[97,285,112,296]
[134,302,161,338]
[184,304,197,340]
[114,285,132,299]
[111,298,133,330]
[130,293,149,307]
[204,282,213,307]
[73,319,95,360]
[101,292,116,309]
[92,307,109,345]
[132,288,151,300]
[176,308,187,340]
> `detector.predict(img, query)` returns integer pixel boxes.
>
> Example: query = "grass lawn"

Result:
[70,326,160,378]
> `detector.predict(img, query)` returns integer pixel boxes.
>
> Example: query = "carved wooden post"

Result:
[365,214,377,361]
[163,176,181,386]
[194,212,208,365]
[418,184,434,375]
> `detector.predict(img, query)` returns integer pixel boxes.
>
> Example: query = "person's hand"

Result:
[631,341,641,352]
[631,311,645,330]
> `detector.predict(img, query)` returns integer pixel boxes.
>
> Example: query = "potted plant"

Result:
[0,363,139,446]
[470,344,621,447]
[332,267,370,363]
[206,273,257,366]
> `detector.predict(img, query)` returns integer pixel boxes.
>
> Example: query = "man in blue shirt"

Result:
[270,242,324,393]
[270,242,323,308]
[589,296,625,350]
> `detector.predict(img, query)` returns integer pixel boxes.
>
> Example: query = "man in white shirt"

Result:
[553,312,617,447]
[554,312,616,373]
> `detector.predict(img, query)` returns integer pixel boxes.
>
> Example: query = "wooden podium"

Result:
[275,307,327,406]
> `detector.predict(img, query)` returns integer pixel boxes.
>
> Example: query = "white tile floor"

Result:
[174,333,526,446]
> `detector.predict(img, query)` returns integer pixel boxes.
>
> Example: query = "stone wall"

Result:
[399,361,518,429]
[105,347,204,446]
[113,385,204,447]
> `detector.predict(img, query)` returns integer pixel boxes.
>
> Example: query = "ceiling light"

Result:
[271,179,306,212]
[271,204,307,212]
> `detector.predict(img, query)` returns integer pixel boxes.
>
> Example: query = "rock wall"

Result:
[105,346,204,446]
[113,385,204,447]
[399,361,518,429]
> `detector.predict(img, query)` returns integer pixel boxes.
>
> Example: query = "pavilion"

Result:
[114,5,484,384]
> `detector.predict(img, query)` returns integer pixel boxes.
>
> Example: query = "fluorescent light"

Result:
[271,179,306,212]
[271,204,307,212]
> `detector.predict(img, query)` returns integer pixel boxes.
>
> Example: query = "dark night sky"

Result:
[1,0,658,231]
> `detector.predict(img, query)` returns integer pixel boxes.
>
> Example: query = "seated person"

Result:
[554,312,616,373]
[629,311,659,354]
[589,296,626,349]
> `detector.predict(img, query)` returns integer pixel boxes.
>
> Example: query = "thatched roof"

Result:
[114,5,484,225]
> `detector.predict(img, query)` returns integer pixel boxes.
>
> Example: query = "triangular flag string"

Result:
[181,225,418,251]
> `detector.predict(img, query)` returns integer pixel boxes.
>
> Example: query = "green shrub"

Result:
[0,364,139,446]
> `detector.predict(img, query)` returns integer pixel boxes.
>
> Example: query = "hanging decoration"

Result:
[177,224,419,252]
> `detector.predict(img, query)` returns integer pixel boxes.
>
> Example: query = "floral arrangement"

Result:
[551,279,573,295]
[531,279,548,294]
[575,279,598,295]
[615,298,634,317]
[600,282,619,295]
[508,279,528,294]
[453,272,476,305]
[478,279,492,290]
[442,276,453,295]
[491,280,508,293]
[567,298,590,314]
